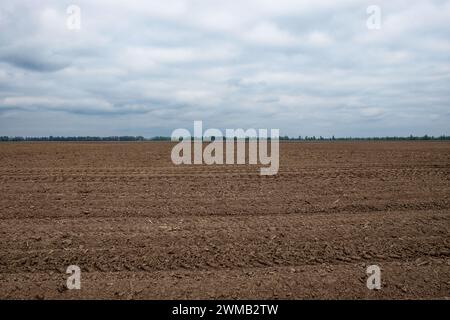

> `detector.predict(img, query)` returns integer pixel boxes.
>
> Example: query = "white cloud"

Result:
[242,22,298,46]
[0,0,449,137]
[306,31,333,47]
[2,96,115,113]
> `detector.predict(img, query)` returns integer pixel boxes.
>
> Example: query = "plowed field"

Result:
[0,141,449,299]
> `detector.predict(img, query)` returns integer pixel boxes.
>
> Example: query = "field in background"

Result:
[0,141,449,299]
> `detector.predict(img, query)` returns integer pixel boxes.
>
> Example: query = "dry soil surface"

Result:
[0,141,449,299]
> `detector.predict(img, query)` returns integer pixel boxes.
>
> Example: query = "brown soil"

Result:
[0,141,449,299]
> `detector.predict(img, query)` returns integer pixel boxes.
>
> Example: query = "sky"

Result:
[0,0,449,137]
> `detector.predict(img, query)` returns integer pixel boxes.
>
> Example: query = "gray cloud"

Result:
[0,0,449,137]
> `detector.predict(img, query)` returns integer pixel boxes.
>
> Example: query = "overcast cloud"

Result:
[0,0,449,137]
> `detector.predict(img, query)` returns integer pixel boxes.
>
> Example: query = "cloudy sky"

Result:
[0,0,449,137]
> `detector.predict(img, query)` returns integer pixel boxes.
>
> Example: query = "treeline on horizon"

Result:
[1,135,450,142]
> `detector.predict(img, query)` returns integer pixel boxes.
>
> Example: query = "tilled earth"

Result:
[0,141,449,299]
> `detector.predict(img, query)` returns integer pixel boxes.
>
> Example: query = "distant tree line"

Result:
[0,136,152,142]
[1,134,449,142]
[280,134,450,141]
